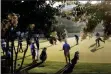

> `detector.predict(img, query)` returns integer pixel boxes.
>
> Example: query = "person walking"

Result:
[34,34,39,60]
[30,42,36,63]
[74,35,79,45]
[50,30,58,45]
[95,32,105,47]
[18,34,23,52]
[63,40,71,64]
[34,34,39,49]
[62,29,68,41]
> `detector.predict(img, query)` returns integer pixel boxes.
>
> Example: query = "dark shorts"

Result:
[32,53,35,58]
[32,52,35,56]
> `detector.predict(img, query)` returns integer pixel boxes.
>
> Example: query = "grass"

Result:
[1,38,111,74]
[28,61,65,74]
[28,61,111,74]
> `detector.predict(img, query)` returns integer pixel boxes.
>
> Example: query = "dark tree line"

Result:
[2,0,59,34]
[69,1,111,40]
[1,0,59,74]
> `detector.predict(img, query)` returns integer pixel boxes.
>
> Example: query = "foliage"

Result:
[85,2,111,38]
[1,0,59,73]
[1,0,59,34]
[57,1,111,39]
[70,1,111,39]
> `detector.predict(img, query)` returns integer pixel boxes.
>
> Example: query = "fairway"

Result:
[12,37,111,73]
[38,37,111,63]
[28,61,111,74]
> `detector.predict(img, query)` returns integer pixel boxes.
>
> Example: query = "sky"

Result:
[79,1,102,4]
[45,1,102,8]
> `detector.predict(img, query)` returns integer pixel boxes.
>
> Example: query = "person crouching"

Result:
[40,47,47,63]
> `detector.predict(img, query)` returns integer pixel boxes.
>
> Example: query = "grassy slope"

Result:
[1,38,111,74]
[17,37,111,74]
[28,61,111,74]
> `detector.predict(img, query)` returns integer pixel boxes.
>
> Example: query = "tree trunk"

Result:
[17,39,29,71]
[11,40,14,74]
[14,41,19,72]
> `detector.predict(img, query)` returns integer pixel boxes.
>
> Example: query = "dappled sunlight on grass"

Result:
[1,38,111,73]
[28,61,111,74]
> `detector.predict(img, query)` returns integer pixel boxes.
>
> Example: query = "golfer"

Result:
[63,40,71,64]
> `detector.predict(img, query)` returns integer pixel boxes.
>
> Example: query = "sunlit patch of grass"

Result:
[28,61,111,74]
[1,38,111,74]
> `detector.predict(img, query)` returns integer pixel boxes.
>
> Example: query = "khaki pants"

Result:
[64,51,70,64]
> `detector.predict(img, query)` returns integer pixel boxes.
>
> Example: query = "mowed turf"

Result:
[28,61,111,74]
[27,37,111,74]
[1,37,111,73]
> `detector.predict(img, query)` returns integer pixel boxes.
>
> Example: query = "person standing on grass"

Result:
[34,34,39,50]
[63,40,71,64]
[34,34,40,60]
[95,32,105,47]
[50,30,58,45]
[6,49,11,71]
[74,35,79,45]
[63,51,79,73]
[18,33,23,52]
[30,42,36,63]
[62,29,68,41]
[1,39,7,55]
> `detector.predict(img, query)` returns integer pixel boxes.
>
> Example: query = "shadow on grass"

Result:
[26,62,43,70]
[13,55,31,61]
[14,45,53,61]
[15,61,44,74]
[55,64,72,74]
[89,43,96,48]
[55,51,79,74]
[91,47,104,52]
[20,61,43,72]
[71,44,77,48]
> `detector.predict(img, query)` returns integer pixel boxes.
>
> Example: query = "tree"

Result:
[2,0,58,33]
[71,1,111,40]
[85,1,111,39]
[1,0,58,73]
[1,13,19,73]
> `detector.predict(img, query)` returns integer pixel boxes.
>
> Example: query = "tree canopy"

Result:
[84,1,111,38]
[70,1,111,39]
[1,0,59,34]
